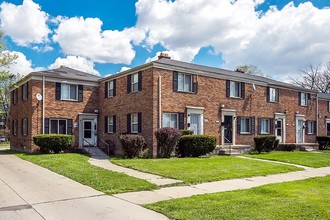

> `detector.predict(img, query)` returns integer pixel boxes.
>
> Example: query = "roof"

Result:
[32,66,102,81]
[318,93,330,100]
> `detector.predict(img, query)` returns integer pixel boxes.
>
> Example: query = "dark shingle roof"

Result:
[33,67,101,81]
[318,93,330,100]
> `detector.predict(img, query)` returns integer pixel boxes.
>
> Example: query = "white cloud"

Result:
[145,49,198,63]
[0,50,43,76]
[53,17,145,64]
[0,0,50,46]
[48,56,99,75]
[120,66,131,72]
[135,0,330,80]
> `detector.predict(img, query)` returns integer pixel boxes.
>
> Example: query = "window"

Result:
[131,113,139,133]
[269,87,279,102]
[178,73,192,92]
[50,119,67,134]
[260,118,270,134]
[61,84,77,100]
[22,118,28,136]
[108,81,114,97]
[240,117,251,133]
[12,89,18,105]
[132,73,139,92]
[306,121,315,134]
[108,116,115,133]
[162,113,178,128]
[12,120,17,136]
[22,83,28,100]
[230,81,241,98]
[300,92,307,106]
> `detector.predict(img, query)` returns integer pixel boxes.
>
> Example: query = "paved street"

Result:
[0,154,167,220]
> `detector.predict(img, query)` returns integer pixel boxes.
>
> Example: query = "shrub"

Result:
[155,127,182,158]
[254,136,276,153]
[33,134,75,153]
[276,144,296,151]
[119,134,146,158]
[180,130,194,135]
[177,135,216,157]
[273,139,280,150]
[316,136,330,150]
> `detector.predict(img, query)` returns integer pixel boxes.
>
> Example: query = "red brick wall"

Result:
[318,99,330,136]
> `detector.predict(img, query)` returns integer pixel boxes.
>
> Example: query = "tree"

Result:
[235,64,271,78]
[0,31,18,129]
[291,62,330,93]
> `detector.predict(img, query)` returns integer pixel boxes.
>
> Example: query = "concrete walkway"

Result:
[113,166,330,205]
[0,154,168,220]
[86,147,183,186]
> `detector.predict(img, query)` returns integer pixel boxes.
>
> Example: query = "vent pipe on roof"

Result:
[158,52,171,60]
[235,68,245,73]
[60,65,66,68]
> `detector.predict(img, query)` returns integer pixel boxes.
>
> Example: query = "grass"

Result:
[0,141,9,146]
[247,151,330,168]
[9,152,157,194]
[111,156,302,184]
[146,175,330,220]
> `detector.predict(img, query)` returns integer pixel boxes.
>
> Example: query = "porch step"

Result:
[84,147,109,159]
[214,145,251,156]
[300,146,318,152]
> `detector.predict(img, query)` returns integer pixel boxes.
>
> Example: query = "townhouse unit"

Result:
[9,55,330,156]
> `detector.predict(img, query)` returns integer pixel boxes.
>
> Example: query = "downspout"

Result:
[42,76,45,134]
[316,92,319,136]
[158,74,162,129]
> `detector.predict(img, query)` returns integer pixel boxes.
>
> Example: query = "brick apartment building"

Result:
[9,55,330,156]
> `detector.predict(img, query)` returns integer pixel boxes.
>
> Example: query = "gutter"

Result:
[316,93,319,136]
[158,73,162,129]
[42,76,45,134]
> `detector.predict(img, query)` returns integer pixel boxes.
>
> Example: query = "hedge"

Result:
[33,134,75,153]
[180,130,194,135]
[177,135,216,157]
[254,136,276,153]
[316,136,330,150]
[155,127,181,158]
[119,134,146,158]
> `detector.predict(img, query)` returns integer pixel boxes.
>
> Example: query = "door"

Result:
[327,122,330,135]
[224,116,233,144]
[83,120,95,146]
[297,119,304,143]
[275,119,283,143]
[190,113,202,135]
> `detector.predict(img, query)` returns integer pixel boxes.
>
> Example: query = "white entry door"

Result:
[83,120,95,146]
[296,119,304,143]
[190,113,202,135]
[275,119,283,143]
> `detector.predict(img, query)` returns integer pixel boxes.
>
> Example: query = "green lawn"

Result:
[146,175,330,220]
[247,151,330,168]
[13,152,157,194]
[111,156,302,184]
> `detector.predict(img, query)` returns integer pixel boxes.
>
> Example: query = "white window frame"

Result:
[260,118,270,134]
[300,92,307,106]
[178,73,192,92]
[230,81,241,98]
[108,81,114,97]
[240,117,251,134]
[162,113,178,129]
[131,113,139,133]
[132,73,139,92]
[22,118,28,136]
[108,116,114,133]
[61,83,78,101]
[50,119,67,134]
[22,83,28,100]
[307,121,315,134]
[269,88,278,102]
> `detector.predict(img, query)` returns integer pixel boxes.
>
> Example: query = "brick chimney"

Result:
[158,52,171,60]
[60,65,66,68]
[235,67,245,73]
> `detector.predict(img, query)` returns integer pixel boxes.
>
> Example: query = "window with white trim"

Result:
[61,84,77,100]
[306,121,315,134]
[131,113,139,133]
[108,81,114,97]
[260,118,270,134]
[240,117,251,133]
[300,92,307,106]
[162,113,178,128]
[178,73,192,92]
[108,116,114,133]
[50,119,67,134]
[22,118,28,136]
[230,81,241,98]
[269,88,278,102]
[132,73,139,92]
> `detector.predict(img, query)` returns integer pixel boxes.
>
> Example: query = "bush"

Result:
[119,134,146,158]
[276,144,296,151]
[273,139,280,150]
[155,127,182,158]
[33,134,75,153]
[180,130,194,135]
[254,136,276,153]
[316,136,330,150]
[177,135,216,157]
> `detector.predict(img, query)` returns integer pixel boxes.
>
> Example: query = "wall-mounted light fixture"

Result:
[220,104,225,109]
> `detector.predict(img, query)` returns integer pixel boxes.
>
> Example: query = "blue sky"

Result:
[1,0,330,80]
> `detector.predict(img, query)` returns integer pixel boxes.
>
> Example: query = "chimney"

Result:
[158,52,171,60]
[60,65,66,68]
[235,68,245,73]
